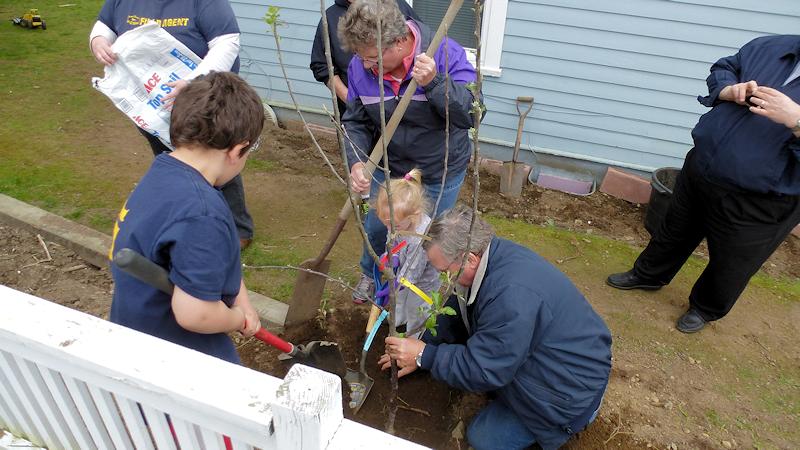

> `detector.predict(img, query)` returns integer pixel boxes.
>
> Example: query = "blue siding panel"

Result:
[522,0,799,35]
[502,36,712,79]
[504,21,736,64]
[233,0,334,111]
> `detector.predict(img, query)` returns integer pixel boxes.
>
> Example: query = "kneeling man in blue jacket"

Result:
[379,205,612,450]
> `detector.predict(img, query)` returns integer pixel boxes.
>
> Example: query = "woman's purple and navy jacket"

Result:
[341,19,479,185]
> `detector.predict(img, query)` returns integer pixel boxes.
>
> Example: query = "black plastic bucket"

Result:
[644,167,681,235]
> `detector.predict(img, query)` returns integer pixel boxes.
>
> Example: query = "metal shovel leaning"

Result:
[500,96,534,197]
[112,248,372,411]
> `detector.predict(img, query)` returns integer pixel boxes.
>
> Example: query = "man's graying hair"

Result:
[424,205,495,260]
[338,0,408,52]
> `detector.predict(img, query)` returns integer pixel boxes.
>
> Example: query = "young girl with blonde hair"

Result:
[373,168,441,337]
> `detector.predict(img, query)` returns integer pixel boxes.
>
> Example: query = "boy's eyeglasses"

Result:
[246,136,262,154]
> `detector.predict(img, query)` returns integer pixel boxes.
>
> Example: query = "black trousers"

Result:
[633,152,800,321]
[137,127,255,240]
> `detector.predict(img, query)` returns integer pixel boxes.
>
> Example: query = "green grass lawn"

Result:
[1,0,125,229]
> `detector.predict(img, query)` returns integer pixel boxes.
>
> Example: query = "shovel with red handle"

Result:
[112,248,349,378]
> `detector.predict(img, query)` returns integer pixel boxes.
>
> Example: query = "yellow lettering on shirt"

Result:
[127,16,189,29]
[128,15,189,27]
[161,17,189,28]
[108,202,129,261]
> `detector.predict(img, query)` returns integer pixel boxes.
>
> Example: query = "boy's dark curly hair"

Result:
[169,71,265,153]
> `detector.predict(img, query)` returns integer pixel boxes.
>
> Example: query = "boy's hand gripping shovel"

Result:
[112,248,372,411]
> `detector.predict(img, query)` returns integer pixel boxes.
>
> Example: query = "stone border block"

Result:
[477,157,504,177]
[600,167,652,204]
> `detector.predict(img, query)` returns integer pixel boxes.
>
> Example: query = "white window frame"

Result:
[409,0,507,77]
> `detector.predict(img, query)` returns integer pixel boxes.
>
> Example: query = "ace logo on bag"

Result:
[92,22,201,150]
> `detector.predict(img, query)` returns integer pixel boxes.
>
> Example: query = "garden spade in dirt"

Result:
[112,248,373,411]
[284,0,466,326]
[349,308,388,414]
[500,96,534,197]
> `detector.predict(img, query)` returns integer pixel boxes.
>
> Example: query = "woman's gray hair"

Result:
[338,0,409,52]
[424,205,495,259]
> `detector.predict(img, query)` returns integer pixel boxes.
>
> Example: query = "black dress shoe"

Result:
[676,308,707,333]
[606,270,663,290]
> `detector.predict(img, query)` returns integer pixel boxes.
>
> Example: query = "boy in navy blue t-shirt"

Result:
[109,71,265,364]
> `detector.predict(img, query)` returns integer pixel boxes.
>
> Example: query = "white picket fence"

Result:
[0,285,427,450]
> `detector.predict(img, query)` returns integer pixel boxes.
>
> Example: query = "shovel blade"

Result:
[281,340,349,378]
[306,341,348,378]
[500,161,530,197]
[285,259,331,326]
[345,369,374,414]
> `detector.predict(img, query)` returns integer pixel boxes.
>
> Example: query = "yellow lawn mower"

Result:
[12,9,46,30]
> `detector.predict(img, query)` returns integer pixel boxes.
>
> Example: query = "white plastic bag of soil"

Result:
[91,22,200,150]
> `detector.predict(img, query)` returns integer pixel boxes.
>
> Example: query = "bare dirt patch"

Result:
[0,225,112,320]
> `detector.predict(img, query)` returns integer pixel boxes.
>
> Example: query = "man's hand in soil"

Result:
[378,336,424,378]
[350,162,371,194]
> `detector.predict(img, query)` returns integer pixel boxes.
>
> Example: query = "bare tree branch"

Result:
[267,13,346,187]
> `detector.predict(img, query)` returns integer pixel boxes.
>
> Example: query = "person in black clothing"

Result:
[309,0,419,115]
[607,35,800,333]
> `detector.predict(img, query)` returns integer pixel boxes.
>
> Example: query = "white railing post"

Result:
[271,364,343,450]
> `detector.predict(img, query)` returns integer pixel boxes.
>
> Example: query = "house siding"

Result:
[233,0,800,172]
[233,0,330,113]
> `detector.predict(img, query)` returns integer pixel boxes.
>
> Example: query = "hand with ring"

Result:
[748,86,800,129]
